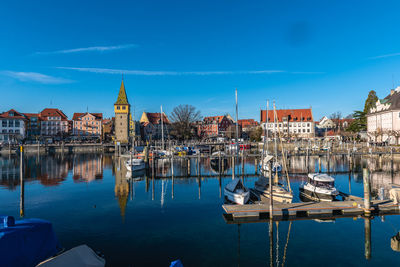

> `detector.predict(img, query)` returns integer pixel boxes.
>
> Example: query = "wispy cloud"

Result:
[368,52,400,60]
[57,67,292,76]
[35,44,137,55]
[1,71,73,84]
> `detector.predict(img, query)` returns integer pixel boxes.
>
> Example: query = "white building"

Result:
[0,109,27,143]
[260,108,315,138]
[367,87,400,144]
[316,116,336,129]
[40,108,69,137]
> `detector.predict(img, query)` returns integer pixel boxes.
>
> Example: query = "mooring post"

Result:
[378,153,383,171]
[327,148,330,173]
[232,155,235,180]
[391,147,394,174]
[269,160,273,219]
[318,156,322,173]
[187,158,191,177]
[219,151,222,176]
[255,157,258,175]
[221,154,225,173]
[171,154,174,177]
[363,167,371,215]
[197,153,201,177]
[19,145,24,218]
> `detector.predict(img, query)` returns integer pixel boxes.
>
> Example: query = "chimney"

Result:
[391,89,395,96]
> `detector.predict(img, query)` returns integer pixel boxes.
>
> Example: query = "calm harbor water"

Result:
[1,153,400,266]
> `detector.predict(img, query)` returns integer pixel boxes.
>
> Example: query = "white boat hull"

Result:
[126,159,146,172]
[299,183,339,202]
[254,184,293,203]
[224,188,250,205]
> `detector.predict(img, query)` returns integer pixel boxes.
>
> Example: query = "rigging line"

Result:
[281,221,292,267]
[274,103,291,192]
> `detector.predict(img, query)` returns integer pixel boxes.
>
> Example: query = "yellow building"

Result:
[114,79,130,143]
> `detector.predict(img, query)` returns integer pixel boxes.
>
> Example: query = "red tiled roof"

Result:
[146,113,170,125]
[260,109,313,123]
[0,109,26,119]
[238,119,258,128]
[23,113,39,118]
[203,116,224,123]
[40,108,68,120]
[72,112,103,120]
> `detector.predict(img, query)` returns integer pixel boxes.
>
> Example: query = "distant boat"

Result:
[224,178,250,205]
[300,173,339,201]
[254,176,293,203]
[125,158,145,172]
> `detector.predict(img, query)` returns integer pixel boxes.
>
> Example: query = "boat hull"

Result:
[254,184,293,203]
[299,188,337,202]
[224,188,250,205]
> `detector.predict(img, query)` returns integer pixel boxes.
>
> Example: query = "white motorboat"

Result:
[254,176,293,203]
[300,173,339,201]
[224,178,250,205]
[125,158,146,172]
[210,151,228,172]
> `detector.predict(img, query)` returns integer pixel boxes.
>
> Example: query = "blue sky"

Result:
[2,0,400,121]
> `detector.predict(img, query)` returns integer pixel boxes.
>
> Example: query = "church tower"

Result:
[114,79,130,143]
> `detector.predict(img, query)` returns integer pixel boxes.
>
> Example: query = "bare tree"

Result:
[329,111,342,131]
[170,105,202,140]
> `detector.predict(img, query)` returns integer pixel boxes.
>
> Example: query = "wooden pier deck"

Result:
[222,199,400,223]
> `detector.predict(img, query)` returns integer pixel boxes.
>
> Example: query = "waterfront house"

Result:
[260,108,314,138]
[139,112,170,141]
[23,113,40,139]
[102,118,114,142]
[72,112,103,138]
[197,115,234,139]
[39,108,69,138]
[0,109,27,143]
[367,87,400,144]
[238,119,259,131]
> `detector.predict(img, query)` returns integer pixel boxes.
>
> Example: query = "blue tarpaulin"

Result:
[0,216,61,267]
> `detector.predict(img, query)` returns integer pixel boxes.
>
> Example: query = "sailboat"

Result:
[224,89,250,205]
[255,101,293,203]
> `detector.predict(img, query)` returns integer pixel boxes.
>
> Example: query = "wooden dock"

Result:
[222,199,400,223]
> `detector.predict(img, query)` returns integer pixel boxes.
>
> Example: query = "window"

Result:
[117,106,120,110]
[122,106,126,110]
[15,120,20,127]
[307,129,310,133]
[307,123,310,127]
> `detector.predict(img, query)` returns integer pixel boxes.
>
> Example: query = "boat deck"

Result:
[222,199,400,222]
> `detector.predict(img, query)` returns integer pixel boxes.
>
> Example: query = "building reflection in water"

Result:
[73,154,103,182]
[113,158,130,222]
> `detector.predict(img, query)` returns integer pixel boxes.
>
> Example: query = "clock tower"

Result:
[114,79,130,143]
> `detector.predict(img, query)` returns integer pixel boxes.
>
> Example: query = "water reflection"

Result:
[1,153,400,265]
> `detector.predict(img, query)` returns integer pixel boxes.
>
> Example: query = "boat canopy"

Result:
[307,173,335,182]
[262,155,274,164]
[0,216,61,267]
[37,244,105,267]
[225,178,245,192]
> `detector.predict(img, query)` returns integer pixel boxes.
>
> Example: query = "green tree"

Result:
[347,90,378,133]
[363,90,378,113]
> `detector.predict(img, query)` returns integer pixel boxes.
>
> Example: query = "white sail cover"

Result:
[36,245,105,267]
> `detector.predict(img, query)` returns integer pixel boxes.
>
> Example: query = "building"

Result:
[0,109,27,143]
[367,87,400,144]
[114,80,130,144]
[72,112,103,137]
[140,112,170,141]
[260,108,314,138]
[316,116,336,130]
[23,113,40,139]
[197,115,234,138]
[39,108,69,137]
[102,118,114,142]
[238,119,259,131]
[129,114,141,141]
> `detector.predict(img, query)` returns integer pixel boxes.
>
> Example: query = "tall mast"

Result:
[161,105,164,149]
[266,100,269,154]
[273,101,278,160]
[235,88,239,178]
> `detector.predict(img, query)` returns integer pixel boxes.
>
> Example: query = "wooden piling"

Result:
[364,217,371,260]
[19,146,24,218]
[363,168,371,215]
